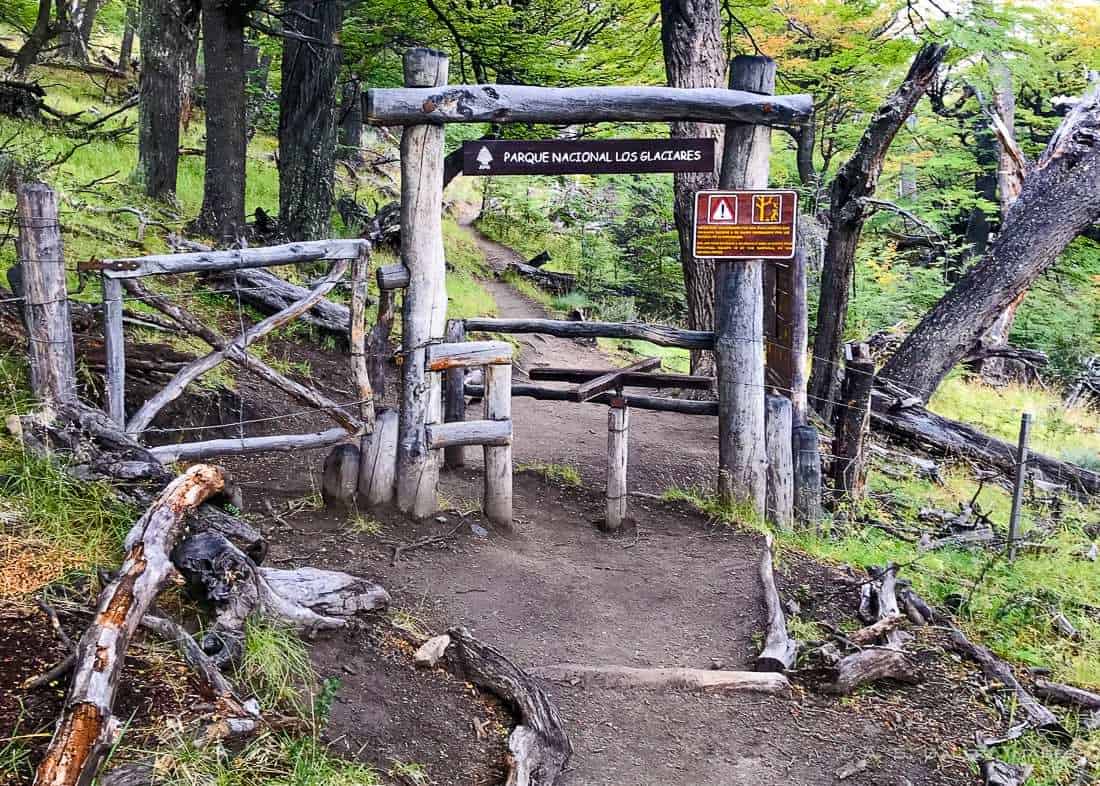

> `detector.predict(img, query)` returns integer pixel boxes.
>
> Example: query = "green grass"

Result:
[443,219,497,320]
[517,461,582,487]
[236,618,316,716]
[596,338,691,374]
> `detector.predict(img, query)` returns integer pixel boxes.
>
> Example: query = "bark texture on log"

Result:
[808,44,948,418]
[205,267,353,339]
[826,648,919,695]
[659,0,724,375]
[756,533,797,672]
[446,627,572,786]
[831,344,874,504]
[33,465,226,786]
[881,87,1100,400]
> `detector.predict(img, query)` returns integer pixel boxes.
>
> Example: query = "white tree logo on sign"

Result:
[477,146,494,170]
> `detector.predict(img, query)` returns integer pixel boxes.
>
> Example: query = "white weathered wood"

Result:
[350,244,376,430]
[605,401,628,532]
[17,183,77,405]
[442,319,467,468]
[764,395,794,530]
[322,443,360,508]
[427,418,511,449]
[529,664,791,694]
[426,339,512,371]
[33,466,225,786]
[100,238,368,278]
[127,259,350,435]
[483,362,513,530]
[789,247,809,424]
[366,84,812,127]
[792,424,822,528]
[757,532,797,672]
[826,648,919,695]
[396,47,449,520]
[463,317,713,350]
[149,428,353,463]
[377,263,410,290]
[715,55,773,516]
[877,565,906,650]
[359,407,399,506]
[102,275,125,424]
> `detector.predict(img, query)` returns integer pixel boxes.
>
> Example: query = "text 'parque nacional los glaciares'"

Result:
[461,138,715,176]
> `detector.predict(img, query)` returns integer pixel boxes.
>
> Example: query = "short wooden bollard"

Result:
[483,363,513,530]
[792,424,822,528]
[764,395,793,530]
[606,398,629,531]
[443,319,467,469]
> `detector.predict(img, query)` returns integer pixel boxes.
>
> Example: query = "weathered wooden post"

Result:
[792,424,822,528]
[764,395,793,530]
[443,318,467,469]
[102,276,125,423]
[788,247,809,424]
[831,342,875,507]
[715,55,774,517]
[395,47,449,519]
[483,361,513,529]
[16,183,76,404]
[1007,411,1032,560]
[605,397,629,531]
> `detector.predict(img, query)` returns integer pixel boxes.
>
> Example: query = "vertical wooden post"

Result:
[102,275,125,424]
[16,183,76,404]
[605,398,629,532]
[443,318,467,469]
[831,342,875,507]
[792,424,822,529]
[350,243,376,430]
[788,247,809,424]
[1007,412,1032,560]
[395,47,449,519]
[483,362,513,530]
[715,55,774,517]
[764,395,793,530]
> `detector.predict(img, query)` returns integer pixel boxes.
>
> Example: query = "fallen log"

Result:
[33,465,226,786]
[948,628,1068,739]
[876,565,906,649]
[847,613,905,646]
[505,262,575,295]
[756,533,797,672]
[1033,679,1100,710]
[871,389,1100,497]
[980,759,1033,786]
[205,266,355,339]
[528,664,791,695]
[445,627,572,786]
[825,648,920,695]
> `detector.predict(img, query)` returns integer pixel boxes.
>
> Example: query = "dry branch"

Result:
[529,664,791,694]
[756,533,797,672]
[33,465,226,786]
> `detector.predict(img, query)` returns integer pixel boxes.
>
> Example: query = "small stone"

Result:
[436,516,448,523]
[784,598,801,615]
[470,523,489,538]
[835,758,868,780]
[414,634,451,668]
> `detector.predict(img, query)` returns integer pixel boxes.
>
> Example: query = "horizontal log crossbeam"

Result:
[426,419,512,449]
[466,381,718,416]
[426,340,513,371]
[149,428,354,463]
[96,239,370,279]
[463,318,713,350]
[529,366,714,391]
[574,356,660,402]
[366,85,812,128]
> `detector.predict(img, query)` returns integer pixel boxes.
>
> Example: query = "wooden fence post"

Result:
[765,395,793,530]
[395,47,449,519]
[443,319,467,469]
[483,362,513,530]
[792,424,822,528]
[605,398,629,531]
[102,275,125,424]
[789,247,809,424]
[715,55,774,517]
[16,183,76,404]
[831,342,875,506]
[1007,411,1032,560]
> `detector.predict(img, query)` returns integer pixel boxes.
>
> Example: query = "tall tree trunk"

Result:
[338,77,363,163]
[137,0,199,200]
[807,43,947,420]
[77,0,103,56]
[118,2,136,70]
[12,0,55,75]
[951,122,998,283]
[978,63,1027,381]
[196,0,249,245]
[880,89,1100,401]
[659,0,724,377]
[278,0,345,241]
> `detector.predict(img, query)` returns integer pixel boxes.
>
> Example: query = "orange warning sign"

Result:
[693,190,797,259]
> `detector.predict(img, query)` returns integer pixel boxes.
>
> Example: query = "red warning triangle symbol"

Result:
[710,196,735,222]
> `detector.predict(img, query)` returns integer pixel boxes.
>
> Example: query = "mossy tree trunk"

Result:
[137,0,199,200]
[278,0,345,241]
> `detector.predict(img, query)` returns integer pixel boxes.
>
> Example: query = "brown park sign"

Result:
[692,190,798,260]
[461,138,715,176]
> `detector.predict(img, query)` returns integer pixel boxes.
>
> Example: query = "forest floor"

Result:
[204,217,1001,786]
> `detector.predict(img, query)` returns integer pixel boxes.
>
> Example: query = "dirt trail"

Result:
[226,215,987,785]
